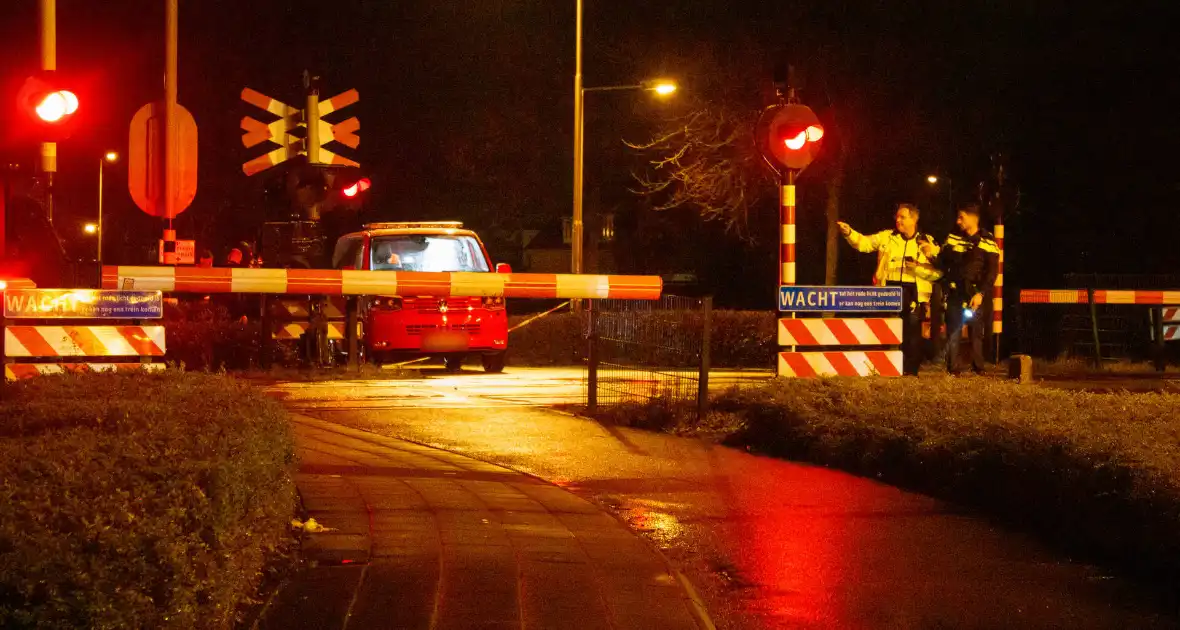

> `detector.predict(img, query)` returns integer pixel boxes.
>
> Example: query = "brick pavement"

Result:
[256,414,709,630]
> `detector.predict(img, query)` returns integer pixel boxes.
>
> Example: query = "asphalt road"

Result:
[267,367,1178,629]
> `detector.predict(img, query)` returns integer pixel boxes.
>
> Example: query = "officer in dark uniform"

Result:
[922,203,1000,374]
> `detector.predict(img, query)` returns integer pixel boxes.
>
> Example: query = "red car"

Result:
[331,222,508,372]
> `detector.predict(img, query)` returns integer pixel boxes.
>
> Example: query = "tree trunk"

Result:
[824,143,846,286]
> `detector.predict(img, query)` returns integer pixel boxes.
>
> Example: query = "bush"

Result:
[163,299,261,371]
[507,309,775,368]
[0,371,296,629]
[607,377,1180,584]
[163,298,300,371]
[507,312,586,366]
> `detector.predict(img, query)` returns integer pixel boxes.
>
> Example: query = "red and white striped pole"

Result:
[992,222,1004,360]
[780,169,796,286]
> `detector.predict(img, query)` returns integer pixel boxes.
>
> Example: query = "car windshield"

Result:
[370,234,490,272]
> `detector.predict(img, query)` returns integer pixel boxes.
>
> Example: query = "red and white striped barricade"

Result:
[1163,307,1180,343]
[777,286,904,378]
[102,266,664,300]
[270,296,348,341]
[2,288,166,380]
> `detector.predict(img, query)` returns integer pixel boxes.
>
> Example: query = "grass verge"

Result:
[594,376,1180,585]
[0,371,297,629]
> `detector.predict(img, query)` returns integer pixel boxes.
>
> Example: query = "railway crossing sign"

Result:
[778,286,903,313]
[240,87,361,175]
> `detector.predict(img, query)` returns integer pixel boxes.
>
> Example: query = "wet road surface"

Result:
[267,367,1178,629]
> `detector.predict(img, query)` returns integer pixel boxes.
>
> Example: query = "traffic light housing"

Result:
[766,104,823,171]
[16,72,80,141]
[269,159,370,220]
[341,177,370,199]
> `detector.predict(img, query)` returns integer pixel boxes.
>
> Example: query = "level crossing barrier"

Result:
[101,266,663,300]
[1,288,166,380]
[1019,289,1179,371]
[102,266,663,369]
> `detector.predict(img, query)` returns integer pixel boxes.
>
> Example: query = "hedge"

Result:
[162,298,775,370]
[594,377,1180,585]
[507,310,775,368]
[0,371,296,628]
[163,298,296,371]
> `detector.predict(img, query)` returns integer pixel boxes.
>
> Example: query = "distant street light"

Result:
[97,151,119,262]
[651,82,677,96]
[926,173,953,219]
[572,79,678,277]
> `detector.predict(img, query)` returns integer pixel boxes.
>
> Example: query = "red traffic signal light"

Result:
[342,177,370,198]
[766,105,824,171]
[35,90,78,122]
[16,73,80,140]
[781,125,823,150]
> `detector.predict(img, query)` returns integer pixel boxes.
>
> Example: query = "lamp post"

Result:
[97,151,118,262]
[926,173,953,219]
[571,0,584,275]
[572,80,676,276]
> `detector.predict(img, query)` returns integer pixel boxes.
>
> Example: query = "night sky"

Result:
[2,1,1177,302]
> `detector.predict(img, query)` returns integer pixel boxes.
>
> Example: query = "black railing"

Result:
[584,295,712,418]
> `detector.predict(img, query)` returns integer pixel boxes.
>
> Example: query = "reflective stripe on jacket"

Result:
[844,228,942,303]
[937,229,1000,297]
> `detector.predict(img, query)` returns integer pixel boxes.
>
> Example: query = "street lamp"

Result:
[97,151,118,262]
[572,79,677,276]
[926,173,953,220]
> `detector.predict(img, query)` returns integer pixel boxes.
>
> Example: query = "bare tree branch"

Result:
[626,105,774,234]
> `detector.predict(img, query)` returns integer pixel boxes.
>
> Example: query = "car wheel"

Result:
[481,352,506,373]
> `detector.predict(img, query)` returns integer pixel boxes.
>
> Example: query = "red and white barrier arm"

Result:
[1020,289,1180,305]
[102,266,664,300]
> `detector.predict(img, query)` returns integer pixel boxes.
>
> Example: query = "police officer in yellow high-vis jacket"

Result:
[838,203,942,376]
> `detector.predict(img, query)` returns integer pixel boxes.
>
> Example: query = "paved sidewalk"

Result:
[257,414,709,630]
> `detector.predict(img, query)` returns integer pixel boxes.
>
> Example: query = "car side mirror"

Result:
[495,263,512,274]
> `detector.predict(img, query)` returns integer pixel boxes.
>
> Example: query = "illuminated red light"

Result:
[35,90,78,122]
[784,131,807,150]
[805,125,824,142]
[343,178,370,198]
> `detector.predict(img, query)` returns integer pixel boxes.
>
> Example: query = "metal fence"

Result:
[584,295,712,418]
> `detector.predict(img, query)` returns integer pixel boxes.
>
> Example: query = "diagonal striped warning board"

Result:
[4,326,166,357]
[777,318,902,346]
[778,351,903,377]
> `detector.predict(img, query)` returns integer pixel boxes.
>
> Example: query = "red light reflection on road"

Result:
[710,448,860,628]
